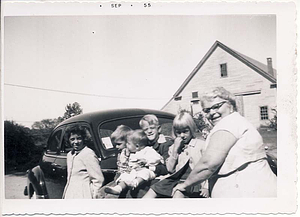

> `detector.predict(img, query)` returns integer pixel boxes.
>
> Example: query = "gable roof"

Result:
[172,40,277,98]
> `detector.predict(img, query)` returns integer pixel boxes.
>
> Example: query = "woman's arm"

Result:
[173,130,237,192]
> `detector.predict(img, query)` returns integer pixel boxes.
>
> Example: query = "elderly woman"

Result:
[173,87,277,198]
[63,126,104,199]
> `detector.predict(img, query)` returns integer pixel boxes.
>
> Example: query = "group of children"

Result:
[103,111,209,198]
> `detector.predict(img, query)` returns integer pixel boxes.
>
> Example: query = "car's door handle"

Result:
[101,169,117,173]
[51,163,63,169]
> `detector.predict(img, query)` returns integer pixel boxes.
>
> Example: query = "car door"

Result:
[40,126,65,199]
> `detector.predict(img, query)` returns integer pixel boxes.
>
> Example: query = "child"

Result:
[139,114,173,176]
[104,129,164,195]
[143,110,209,198]
[110,125,133,174]
[98,125,132,198]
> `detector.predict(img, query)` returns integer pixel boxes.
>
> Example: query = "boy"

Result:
[110,125,132,174]
[98,125,132,198]
[139,114,173,176]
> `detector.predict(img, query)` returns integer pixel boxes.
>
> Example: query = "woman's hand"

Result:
[172,183,187,196]
[199,188,209,198]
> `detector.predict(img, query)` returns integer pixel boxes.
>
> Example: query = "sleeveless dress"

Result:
[207,112,277,198]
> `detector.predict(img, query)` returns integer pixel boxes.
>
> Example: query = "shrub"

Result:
[193,112,212,139]
[268,108,277,130]
[4,121,41,172]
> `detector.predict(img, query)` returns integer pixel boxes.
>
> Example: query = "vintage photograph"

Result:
[1,0,297,216]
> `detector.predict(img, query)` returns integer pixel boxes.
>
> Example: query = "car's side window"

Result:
[98,117,142,151]
[61,133,73,154]
[99,129,114,149]
[47,129,63,153]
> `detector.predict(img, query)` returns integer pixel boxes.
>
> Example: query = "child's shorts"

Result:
[117,168,156,186]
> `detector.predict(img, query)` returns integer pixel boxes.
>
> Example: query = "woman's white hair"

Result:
[200,87,237,111]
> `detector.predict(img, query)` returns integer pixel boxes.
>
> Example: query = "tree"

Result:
[31,117,64,147]
[32,118,64,130]
[30,102,83,147]
[63,102,83,120]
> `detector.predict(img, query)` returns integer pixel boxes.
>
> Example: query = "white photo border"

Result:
[1,0,298,216]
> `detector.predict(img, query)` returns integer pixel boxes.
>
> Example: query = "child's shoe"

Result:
[104,185,122,195]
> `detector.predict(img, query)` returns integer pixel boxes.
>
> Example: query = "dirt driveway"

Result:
[5,171,28,199]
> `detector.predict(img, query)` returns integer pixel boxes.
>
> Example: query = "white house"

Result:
[162,41,277,128]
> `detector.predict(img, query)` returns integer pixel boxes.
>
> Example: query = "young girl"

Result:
[104,129,164,195]
[143,110,209,198]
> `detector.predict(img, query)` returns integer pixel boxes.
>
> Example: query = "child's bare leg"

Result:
[131,177,145,188]
[142,188,158,198]
[118,181,127,190]
[173,190,185,198]
[105,181,127,195]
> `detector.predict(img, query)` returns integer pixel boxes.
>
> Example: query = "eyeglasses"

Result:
[203,101,227,114]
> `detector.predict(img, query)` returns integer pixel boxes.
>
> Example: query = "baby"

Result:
[104,129,163,195]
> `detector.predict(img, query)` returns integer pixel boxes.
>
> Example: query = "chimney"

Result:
[267,58,274,77]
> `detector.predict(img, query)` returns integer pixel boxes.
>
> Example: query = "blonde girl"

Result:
[143,110,209,198]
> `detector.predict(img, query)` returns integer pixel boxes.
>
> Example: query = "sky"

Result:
[3,15,276,128]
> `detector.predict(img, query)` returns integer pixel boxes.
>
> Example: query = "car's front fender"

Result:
[266,153,277,176]
[26,166,49,199]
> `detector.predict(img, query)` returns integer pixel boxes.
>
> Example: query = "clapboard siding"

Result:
[163,46,276,128]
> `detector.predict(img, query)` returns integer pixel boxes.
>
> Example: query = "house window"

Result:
[220,63,228,77]
[174,96,182,101]
[192,91,198,98]
[260,106,269,120]
[270,84,277,89]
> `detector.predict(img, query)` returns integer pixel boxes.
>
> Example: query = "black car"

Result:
[24,108,175,199]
